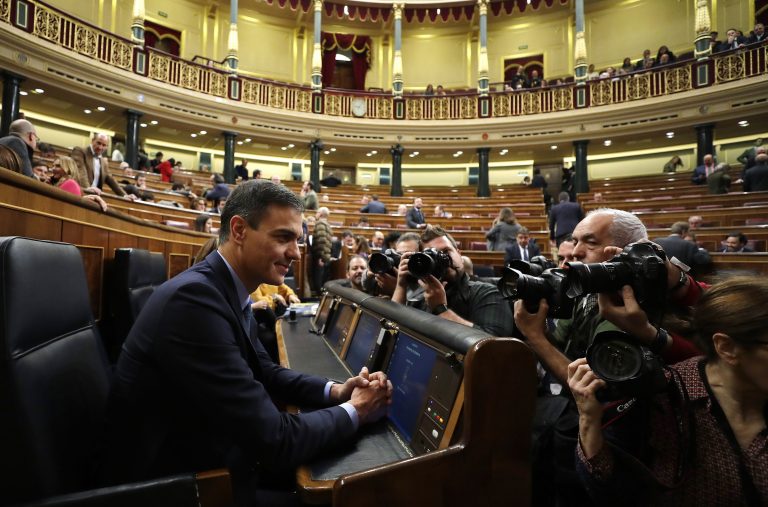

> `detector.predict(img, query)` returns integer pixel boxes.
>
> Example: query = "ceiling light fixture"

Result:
[330,147,336,152]
[33,88,44,94]
[237,140,243,145]
[139,123,147,127]
[190,133,197,137]
[288,143,295,148]
[324,150,330,155]
[371,150,378,155]
[603,140,612,146]
[281,147,287,150]
[550,145,558,150]
[245,138,252,142]
[97,106,106,112]
[738,120,750,127]
[150,120,158,125]
[19,90,28,96]
[84,109,92,114]
[199,130,207,135]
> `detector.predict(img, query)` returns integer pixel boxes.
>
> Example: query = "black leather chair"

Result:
[0,237,229,506]
[107,248,166,362]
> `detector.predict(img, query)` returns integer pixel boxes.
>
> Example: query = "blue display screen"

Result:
[345,312,381,375]
[386,331,439,443]
[325,303,355,351]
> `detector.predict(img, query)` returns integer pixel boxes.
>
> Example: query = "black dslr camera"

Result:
[368,249,402,275]
[408,248,451,280]
[498,260,573,319]
[565,242,668,324]
[586,330,667,401]
[507,255,556,276]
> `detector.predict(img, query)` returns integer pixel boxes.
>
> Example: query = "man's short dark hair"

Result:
[420,225,458,249]
[219,180,304,243]
[342,230,354,239]
[155,152,163,158]
[371,194,379,200]
[212,173,225,184]
[727,231,748,244]
[396,232,421,248]
[670,222,690,235]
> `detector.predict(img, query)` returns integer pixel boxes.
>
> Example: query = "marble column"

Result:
[477,0,489,96]
[573,140,590,194]
[309,139,323,192]
[0,72,23,137]
[390,144,403,196]
[573,0,588,82]
[131,0,145,46]
[476,148,490,197]
[311,0,323,90]
[226,0,239,72]
[695,124,714,167]
[392,3,404,98]
[124,109,143,170]
[223,131,237,184]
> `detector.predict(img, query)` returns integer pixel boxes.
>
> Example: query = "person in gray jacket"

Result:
[0,119,38,178]
[485,207,521,251]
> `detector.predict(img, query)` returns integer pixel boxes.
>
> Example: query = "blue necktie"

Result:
[523,247,529,261]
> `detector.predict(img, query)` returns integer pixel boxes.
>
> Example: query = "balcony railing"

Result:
[3,0,767,121]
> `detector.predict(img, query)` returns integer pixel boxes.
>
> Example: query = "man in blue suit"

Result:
[504,227,542,265]
[102,180,392,505]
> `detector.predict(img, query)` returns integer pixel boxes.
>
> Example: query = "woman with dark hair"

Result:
[655,45,676,64]
[568,277,768,505]
[354,235,371,258]
[663,155,684,173]
[194,213,212,234]
[485,207,521,251]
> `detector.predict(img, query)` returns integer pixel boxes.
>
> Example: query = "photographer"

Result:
[362,232,421,298]
[568,277,768,505]
[514,208,704,387]
[392,226,514,337]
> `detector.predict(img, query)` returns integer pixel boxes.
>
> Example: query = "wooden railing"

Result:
[2,0,766,120]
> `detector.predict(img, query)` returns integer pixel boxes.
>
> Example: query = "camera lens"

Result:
[369,252,393,274]
[565,261,632,298]
[408,252,435,278]
[497,267,551,300]
[508,259,544,276]
[589,338,643,381]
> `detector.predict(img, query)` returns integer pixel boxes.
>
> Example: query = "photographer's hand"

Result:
[391,252,414,304]
[419,274,447,311]
[597,285,657,344]
[513,298,549,340]
[513,299,571,386]
[567,358,606,460]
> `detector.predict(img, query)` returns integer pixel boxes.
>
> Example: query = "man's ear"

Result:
[229,215,248,244]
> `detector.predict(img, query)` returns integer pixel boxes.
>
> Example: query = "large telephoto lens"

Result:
[497,267,551,300]
[565,261,633,298]
[408,251,436,278]
[508,259,544,276]
[369,250,400,274]
[588,334,643,381]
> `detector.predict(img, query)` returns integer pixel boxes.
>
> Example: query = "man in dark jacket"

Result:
[707,163,731,194]
[655,222,711,274]
[360,194,387,214]
[743,153,768,192]
[549,192,584,246]
[0,119,37,178]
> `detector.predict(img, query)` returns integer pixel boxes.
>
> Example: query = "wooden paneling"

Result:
[75,245,105,319]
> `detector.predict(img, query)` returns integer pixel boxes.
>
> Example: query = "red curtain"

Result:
[321,33,371,90]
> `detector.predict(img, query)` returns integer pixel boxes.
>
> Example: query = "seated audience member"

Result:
[691,154,715,185]
[433,205,450,218]
[749,22,766,43]
[619,57,633,74]
[101,181,392,503]
[37,141,56,158]
[592,192,603,203]
[209,197,227,215]
[370,230,385,249]
[194,213,213,234]
[392,226,514,337]
[149,151,163,173]
[556,234,576,268]
[716,27,747,52]
[235,159,249,181]
[504,227,541,265]
[32,158,51,183]
[251,283,300,313]
[721,231,754,252]
[110,142,124,162]
[549,192,584,247]
[300,181,318,210]
[252,168,262,180]
[124,174,154,201]
[270,175,282,185]
[405,197,427,229]
[486,207,521,251]
[117,162,134,184]
[662,155,684,173]
[528,69,543,88]
[341,230,356,249]
[156,157,175,183]
[356,216,370,228]
[354,235,372,258]
[321,194,330,202]
[656,45,676,63]
[688,215,704,230]
[396,204,408,216]
[424,84,435,96]
[72,133,133,199]
[568,277,768,506]
[192,197,207,211]
[635,49,653,70]
[707,163,731,194]
[340,255,368,291]
[360,194,386,214]
[52,156,84,196]
[586,63,599,80]
[655,222,711,274]
[522,175,532,185]
[204,173,231,203]
[0,118,37,177]
[743,153,768,192]
[435,84,447,96]
[171,182,197,199]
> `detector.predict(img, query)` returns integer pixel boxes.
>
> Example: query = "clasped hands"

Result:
[331,367,393,425]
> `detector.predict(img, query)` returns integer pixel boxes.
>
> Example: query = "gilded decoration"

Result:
[149,52,170,82]
[406,98,423,120]
[269,86,286,108]
[33,7,59,42]
[665,65,691,93]
[376,97,392,119]
[590,80,613,106]
[626,73,650,100]
[460,97,476,119]
[433,97,449,120]
[110,41,133,69]
[493,95,510,117]
[552,88,572,111]
[325,94,341,116]
[180,63,200,91]
[0,0,10,23]
[715,54,744,83]
[209,72,228,97]
[241,81,259,104]
[520,92,541,115]
[75,26,98,58]
[296,90,312,112]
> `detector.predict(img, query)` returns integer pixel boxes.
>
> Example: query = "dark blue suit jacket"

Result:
[360,200,387,214]
[102,251,354,486]
[549,201,583,240]
[504,241,542,265]
[405,207,425,228]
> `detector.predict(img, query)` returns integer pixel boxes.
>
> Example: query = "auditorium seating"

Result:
[0,236,231,506]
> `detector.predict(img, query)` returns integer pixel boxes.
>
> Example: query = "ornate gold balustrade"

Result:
[2,0,767,121]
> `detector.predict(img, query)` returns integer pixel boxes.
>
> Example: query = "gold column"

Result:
[477,0,489,95]
[311,0,323,90]
[226,23,239,71]
[694,0,712,60]
[131,0,145,46]
[392,3,404,98]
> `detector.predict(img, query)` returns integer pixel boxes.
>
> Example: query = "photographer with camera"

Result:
[392,226,514,337]
[362,233,421,298]
[568,277,768,505]
[514,208,704,387]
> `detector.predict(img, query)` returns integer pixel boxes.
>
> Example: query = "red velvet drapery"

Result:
[321,33,371,90]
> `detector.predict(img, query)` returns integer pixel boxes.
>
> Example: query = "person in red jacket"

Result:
[157,157,175,183]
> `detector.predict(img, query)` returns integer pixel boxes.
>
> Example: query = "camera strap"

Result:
[699,361,763,507]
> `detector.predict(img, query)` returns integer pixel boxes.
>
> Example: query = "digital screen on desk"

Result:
[312,295,333,333]
[325,302,355,352]
[344,311,382,375]
[386,331,439,443]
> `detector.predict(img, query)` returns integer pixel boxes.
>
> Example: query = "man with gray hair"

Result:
[0,118,38,177]
[514,208,700,386]
[71,133,132,198]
